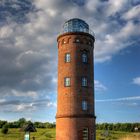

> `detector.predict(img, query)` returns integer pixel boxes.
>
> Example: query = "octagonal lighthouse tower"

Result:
[56,18,96,140]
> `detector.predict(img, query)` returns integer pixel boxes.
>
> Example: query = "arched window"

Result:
[62,39,66,45]
[82,53,88,63]
[83,128,89,140]
[88,41,92,46]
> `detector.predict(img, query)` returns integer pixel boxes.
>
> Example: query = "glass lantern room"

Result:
[63,18,89,34]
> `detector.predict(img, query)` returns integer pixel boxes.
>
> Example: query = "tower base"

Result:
[56,117,96,140]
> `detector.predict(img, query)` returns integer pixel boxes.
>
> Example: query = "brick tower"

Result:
[56,18,96,140]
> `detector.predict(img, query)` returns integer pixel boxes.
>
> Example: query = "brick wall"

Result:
[56,32,96,140]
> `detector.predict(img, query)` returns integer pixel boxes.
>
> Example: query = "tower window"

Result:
[83,128,89,140]
[75,38,80,43]
[82,101,88,111]
[64,77,71,87]
[82,53,88,63]
[62,39,66,44]
[65,53,71,62]
[88,41,92,46]
[82,77,88,87]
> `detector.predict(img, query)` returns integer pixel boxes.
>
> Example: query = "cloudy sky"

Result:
[0,0,140,123]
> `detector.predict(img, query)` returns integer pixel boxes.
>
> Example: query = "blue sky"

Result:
[0,0,140,123]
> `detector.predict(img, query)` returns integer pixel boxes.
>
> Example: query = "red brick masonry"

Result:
[56,32,96,140]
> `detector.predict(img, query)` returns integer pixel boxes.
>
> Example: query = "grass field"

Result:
[96,130,140,140]
[0,128,139,140]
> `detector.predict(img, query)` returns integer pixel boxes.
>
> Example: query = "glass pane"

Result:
[65,77,70,86]
[63,19,89,34]
[82,77,87,86]
[82,101,87,110]
[82,53,88,63]
[65,53,70,62]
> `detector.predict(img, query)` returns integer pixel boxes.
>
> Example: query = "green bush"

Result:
[1,124,9,134]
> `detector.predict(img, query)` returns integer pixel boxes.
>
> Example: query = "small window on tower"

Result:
[82,77,88,87]
[62,39,66,44]
[75,38,80,43]
[88,41,92,46]
[83,128,89,140]
[82,53,88,63]
[64,77,71,87]
[65,53,71,62]
[82,101,88,111]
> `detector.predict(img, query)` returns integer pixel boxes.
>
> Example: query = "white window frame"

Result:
[82,77,88,87]
[82,53,88,63]
[65,53,71,62]
[64,77,71,87]
[82,101,88,111]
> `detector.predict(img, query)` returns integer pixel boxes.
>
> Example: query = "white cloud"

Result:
[114,102,140,108]
[96,96,140,102]
[85,0,99,13]
[47,102,56,108]
[133,77,140,86]
[0,0,139,116]
[12,90,38,99]
[0,25,13,38]
[16,103,35,112]
[85,0,128,16]
[94,80,107,91]
[124,102,139,107]
[122,5,140,20]
[118,21,140,38]
[105,0,128,16]
[0,99,6,103]
[94,20,140,62]
[0,98,55,113]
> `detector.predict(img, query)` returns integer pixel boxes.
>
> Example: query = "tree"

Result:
[45,122,56,128]
[1,124,8,134]
[0,121,7,128]
[18,118,27,127]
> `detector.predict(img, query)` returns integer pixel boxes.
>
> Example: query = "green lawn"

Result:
[0,128,55,140]
[96,131,140,140]
[0,128,139,140]
[0,128,24,140]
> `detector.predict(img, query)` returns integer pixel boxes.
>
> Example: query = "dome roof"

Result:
[63,18,89,33]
